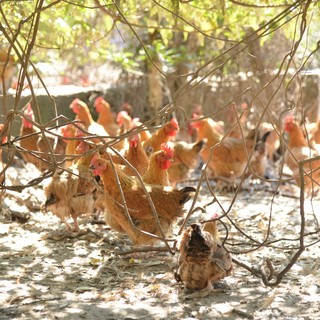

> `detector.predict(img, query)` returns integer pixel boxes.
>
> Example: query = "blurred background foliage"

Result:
[0,0,319,122]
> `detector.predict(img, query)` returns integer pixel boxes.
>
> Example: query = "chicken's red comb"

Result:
[129,134,139,148]
[76,140,90,152]
[94,96,104,105]
[170,118,179,128]
[70,98,80,106]
[90,154,100,165]
[24,103,34,116]
[61,123,74,135]
[161,143,174,158]
[129,134,139,142]
[191,113,200,120]
[207,212,220,220]
[284,115,295,124]
[117,111,128,124]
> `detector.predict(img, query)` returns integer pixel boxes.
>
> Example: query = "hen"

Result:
[142,143,173,187]
[94,96,119,136]
[175,214,233,290]
[142,118,179,154]
[42,142,97,231]
[70,98,109,142]
[60,123,86,167]
[191,117,258,185]
[19,104,66,171]
[132,118,152,142]
[90,155,195,246]
[123,134,150,176]
[168,139,205,187]
[284,115,320,191]
[246,131,271,180]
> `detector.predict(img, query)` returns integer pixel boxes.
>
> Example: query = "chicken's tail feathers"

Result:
[261,130,271,142]
[179,186,196,205]
[192,139,206,153]
[42,194,56,211]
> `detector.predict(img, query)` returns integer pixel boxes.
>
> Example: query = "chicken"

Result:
[175,214,233,291]
[310,120,320,145]
[142,118,179,154]
[284,115,320,191]
[0,50,15,92]
[123,134,150,176]
[42,142,97,231]
[142,143,173,186]
[60,123,86,167]
[89,155,195,246]
[246,131,270,180]
[259,122,280,161]
[191,117,258,185]
[132,118,152,142]
[70,98,109,142]
[19,104,66,171]
[226,102,250,139]
[113,111,133,152]
[168,140,205,187]
[94,96,119,136]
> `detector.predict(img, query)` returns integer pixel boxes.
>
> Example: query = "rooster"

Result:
[42,142,97,231]
[175,214,233,290]
[90,154,195,246]
[19,104,66,171]
[142,118,179,154]
[284,115,320,191]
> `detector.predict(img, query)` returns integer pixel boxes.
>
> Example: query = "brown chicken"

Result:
[246,131,270,180]
[226,102,250,139]
[168,139,205,187]
[175,214,233,290]
[284,115,320,191]
[60,123,86,167]
[142,118,179,154]
[113,110,133,152]
[310,120,320,145]
[89,155,195,246]
[42,142,97,231]
[191,117,258,185]
[123,134,150,176]
[260,122,280,161]
[132,118,152,142]
[70,98,109,142]
[94,96,119,136]
[19,104,66,171]
[142,143,173,186]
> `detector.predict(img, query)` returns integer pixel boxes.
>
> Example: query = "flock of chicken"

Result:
[1,96,320,290]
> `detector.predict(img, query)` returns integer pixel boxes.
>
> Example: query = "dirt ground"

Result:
[1,161,320,320]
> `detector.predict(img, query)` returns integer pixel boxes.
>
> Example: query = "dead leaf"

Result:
[259,290,277,310]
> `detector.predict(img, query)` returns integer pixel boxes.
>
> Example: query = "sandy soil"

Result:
[0,161,320,320]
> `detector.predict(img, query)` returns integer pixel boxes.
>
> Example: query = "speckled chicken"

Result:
[175,215,233,290]
[42,142,97,231]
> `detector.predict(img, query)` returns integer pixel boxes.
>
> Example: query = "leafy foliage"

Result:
[0,1,319,77]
